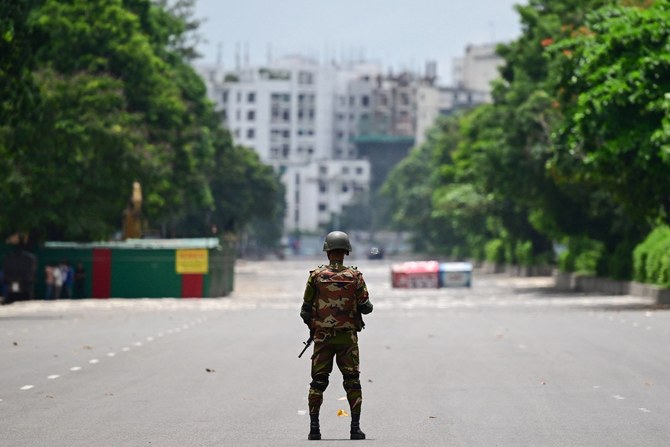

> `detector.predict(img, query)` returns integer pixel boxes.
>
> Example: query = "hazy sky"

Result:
[192,0,523,84]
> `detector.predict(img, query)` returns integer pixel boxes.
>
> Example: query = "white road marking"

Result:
[70,366,82,371]
[646,326,652,331]
[146,336,154,341]
[612,395,625,400]
[297,410,307,415]
[134,342,143,347]
[20,385,34,391]
[593,386,601,389]
[639,408,651,413]
[47,375,60,380]
[158,333,164,337]
[122,347,130,352]
[89,359,99,364]
[107,352,116,357]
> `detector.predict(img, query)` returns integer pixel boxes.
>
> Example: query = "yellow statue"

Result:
[122,181,143,239]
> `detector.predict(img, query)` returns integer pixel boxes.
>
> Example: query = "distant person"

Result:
[0,268,5,302]
[60,261,74,299]
[300,231,373,441]
[52,263,63,300]
[45,264,55,300]
[2,242,37,305]
[74,263,86,299]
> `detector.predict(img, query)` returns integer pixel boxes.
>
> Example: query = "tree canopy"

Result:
[383,0,666,278]
[0,0,283,244]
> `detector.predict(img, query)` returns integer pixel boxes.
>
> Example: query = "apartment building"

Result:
[205,57,373,233]
[415,43,504,146]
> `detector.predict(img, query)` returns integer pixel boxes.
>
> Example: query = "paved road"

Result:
[1,259,669,446]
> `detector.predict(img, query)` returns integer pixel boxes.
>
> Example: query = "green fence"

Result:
[1,238,235,299]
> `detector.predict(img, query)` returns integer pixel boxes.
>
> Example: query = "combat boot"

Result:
[308,413,321,440]
[350,413,366,440]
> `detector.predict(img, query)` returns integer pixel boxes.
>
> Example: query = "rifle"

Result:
[298,335,313,358]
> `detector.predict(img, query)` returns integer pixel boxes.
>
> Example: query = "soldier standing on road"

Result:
[300,231,373,441]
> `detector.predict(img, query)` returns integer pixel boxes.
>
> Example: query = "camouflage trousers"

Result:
[308,329,362,415]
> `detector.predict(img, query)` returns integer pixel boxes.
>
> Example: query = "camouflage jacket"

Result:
[301,261,372,331]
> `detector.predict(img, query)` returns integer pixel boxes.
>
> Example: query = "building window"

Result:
[236,92,241,103]
[361,95,369,107]
[356,167,363,175]
[283,130,290,138]
[319,166,327,175]
[318,203,327,211]
[342,184,349,193]
[319,182,327,193]
[247,110,255,121]
[283,110,290,121]
[247,128,255,139]
[247,92,256,103]
[222,91,228,103]
[294,209,299,223]
[234,128,240,138]
[342,167,350,174]
[299,71,314,84]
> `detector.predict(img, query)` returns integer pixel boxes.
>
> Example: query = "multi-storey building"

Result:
[415,43,504,146]
[203,57,373,234]
[197,45,502,234]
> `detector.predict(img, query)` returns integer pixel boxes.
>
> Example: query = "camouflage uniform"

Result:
[301,261,373,416]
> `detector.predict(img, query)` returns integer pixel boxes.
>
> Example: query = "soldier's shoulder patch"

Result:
[347,265,358,271]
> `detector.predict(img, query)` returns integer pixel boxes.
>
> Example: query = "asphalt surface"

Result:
[1,259,669,446]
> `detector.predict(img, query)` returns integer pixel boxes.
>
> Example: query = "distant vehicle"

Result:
[368,247,384,260]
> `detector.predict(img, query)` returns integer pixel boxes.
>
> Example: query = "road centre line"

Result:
[4,319,202,400]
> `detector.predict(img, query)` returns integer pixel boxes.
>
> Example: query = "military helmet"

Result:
[323,231,352,253]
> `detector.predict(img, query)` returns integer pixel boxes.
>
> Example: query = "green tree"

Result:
[553,1,670,222]
[0,0,284,246]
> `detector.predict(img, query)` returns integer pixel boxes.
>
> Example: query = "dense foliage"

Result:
[383,0,668,282]
[0,0,284,244]
[633,225,670,286]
